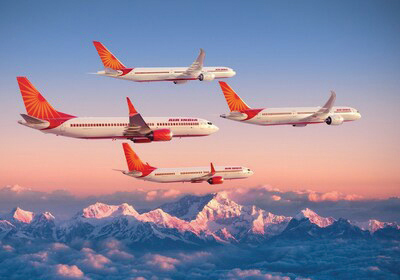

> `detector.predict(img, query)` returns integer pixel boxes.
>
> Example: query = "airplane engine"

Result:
[325,115,344,125]
[148,129,173,141]
[198,72,215,81]
[207,176,224,185]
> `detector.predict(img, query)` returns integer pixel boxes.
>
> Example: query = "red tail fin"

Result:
[122,143,155,175]
[219,81,251,112]
[93,41,126,70]
[17,77,75,120]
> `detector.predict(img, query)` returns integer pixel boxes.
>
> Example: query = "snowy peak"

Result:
[198,192,243,220]
[356,219,399,233]
[160,194,215,221]
[295,208,335,228]
[11,207,34,224]
[33,212,55,224]
[79,202,139,219]
[139,209,192,231]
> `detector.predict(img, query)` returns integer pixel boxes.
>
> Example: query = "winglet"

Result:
[126,97,138,116]
[196,48,205,68]
[210,162,216,175]
[93,41,126,70]
[218,81,251,112]
[321,91,336,113]
[184,48,205,75]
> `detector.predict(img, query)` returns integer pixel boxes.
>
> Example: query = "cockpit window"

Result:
[207,122,212,125]
[247,169,251,171]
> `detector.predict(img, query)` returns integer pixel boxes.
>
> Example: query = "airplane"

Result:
[218,81,361,127]
[16,77,219,142]
[92,41,236,84]
[117,143,254,184]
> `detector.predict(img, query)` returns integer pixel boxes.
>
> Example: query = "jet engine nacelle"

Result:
[148,129,173,141]
[198,72,215,82]
[325,115,344,125]
[207,176,224,185]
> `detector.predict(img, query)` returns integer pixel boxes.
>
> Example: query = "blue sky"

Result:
[0,0,399,197]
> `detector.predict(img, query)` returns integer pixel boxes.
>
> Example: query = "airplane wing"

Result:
[190,162,216,183]
[123,97,152,137]
[301,91,336,121]
[182,49,205,77]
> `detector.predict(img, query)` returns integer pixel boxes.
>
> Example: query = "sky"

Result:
[0,0,399,198]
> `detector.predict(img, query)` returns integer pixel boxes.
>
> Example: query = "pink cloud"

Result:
[80,248,112,271]
[225,268,291,280]
[55,264,84,278]
[145,254,179,271]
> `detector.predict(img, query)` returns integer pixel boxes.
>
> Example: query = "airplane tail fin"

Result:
[218,81,251,112]
[122,143,154,172]
[16,77,75,120]
[93,41,127,70]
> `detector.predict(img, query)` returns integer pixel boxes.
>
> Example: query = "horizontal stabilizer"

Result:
[20,114,47,124]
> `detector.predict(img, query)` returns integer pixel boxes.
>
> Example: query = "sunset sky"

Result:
[0,0,399,198]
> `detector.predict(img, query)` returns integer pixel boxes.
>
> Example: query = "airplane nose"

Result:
[231,70,236,76]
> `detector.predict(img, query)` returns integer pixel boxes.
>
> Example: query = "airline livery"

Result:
[219,82,361,127]
[117,143,254,184]
[16,77,219,142]
[92,41,236,84]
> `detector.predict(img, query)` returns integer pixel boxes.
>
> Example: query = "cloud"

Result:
[0,238,398,279]
[79,248,114,272]
[222,268,291,280]
[54,264,84,279]
[145,254,179,271]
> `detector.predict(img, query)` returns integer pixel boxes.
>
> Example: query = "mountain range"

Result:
[0,192,399,247]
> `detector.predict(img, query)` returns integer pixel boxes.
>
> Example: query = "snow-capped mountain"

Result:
[79,202,139,219]
[0,193,399,247]
[355,219,400,233]
[294,208,335,227]
[160,194,215,221]
[5,207,35,224]
[187,192,291,242]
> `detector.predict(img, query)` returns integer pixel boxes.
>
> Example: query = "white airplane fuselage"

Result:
[18,117,219,139]
[97,67,236,83]
[221,106,361,126]
[124,165,253,183]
